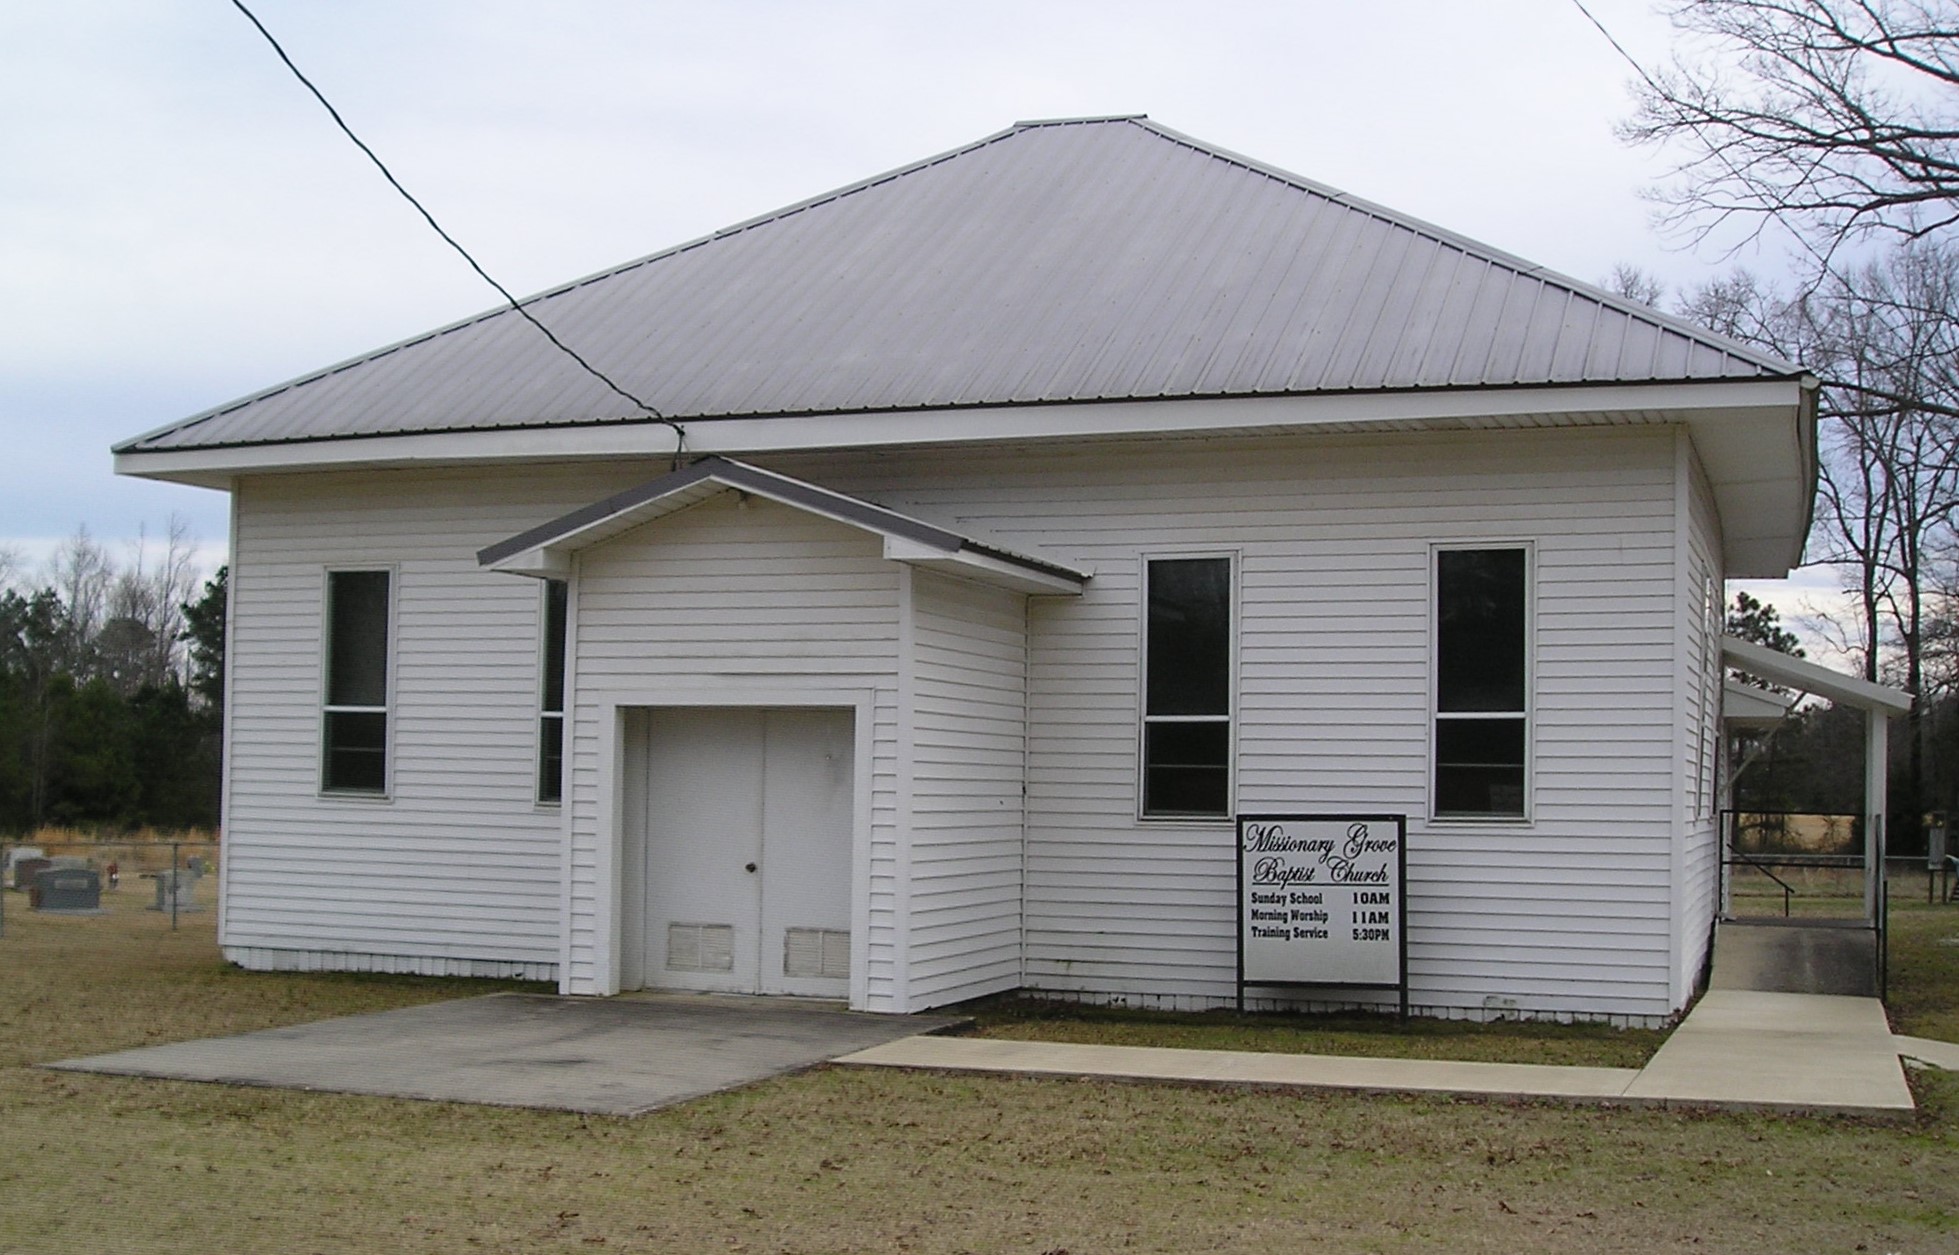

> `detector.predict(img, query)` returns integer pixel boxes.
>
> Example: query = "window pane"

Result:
[324,711,387,793]
[541,579,568,714]
[1143,721,1229,816]
[538,714,564,804]
[1147,558,1230,716]
[328,571,390,708]
[1437,549,1525,713]
[1435,718,1525,816]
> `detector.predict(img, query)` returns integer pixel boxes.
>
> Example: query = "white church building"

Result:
[115,117,1823,1025]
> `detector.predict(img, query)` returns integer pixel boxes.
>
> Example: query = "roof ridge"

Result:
[1123,118,1801,377]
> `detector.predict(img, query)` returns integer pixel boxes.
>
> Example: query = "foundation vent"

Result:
[784,927,850,979]
[667,923,734,971]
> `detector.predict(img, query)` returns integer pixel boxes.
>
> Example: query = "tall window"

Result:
[1142,556,1232,817]
[323,569,390,794]
[1434,547,1528,818]
[538,578,568,804]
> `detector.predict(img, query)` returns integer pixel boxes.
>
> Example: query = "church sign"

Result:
[1236,813,1407,1014]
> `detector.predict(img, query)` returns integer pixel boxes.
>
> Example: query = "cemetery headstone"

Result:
[32,867,103,914]
[147,869,204,913]
[11,858,51,894]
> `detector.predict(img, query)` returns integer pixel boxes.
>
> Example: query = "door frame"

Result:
[589,680,877,1009]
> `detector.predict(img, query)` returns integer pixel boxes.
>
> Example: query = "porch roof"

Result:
[1722,679,1798,728]
[476,456,1089,595]
[1720,636,1912,715]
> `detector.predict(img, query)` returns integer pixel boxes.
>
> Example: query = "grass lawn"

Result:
[2,888,1958,1252]
[959,997,1666,1068]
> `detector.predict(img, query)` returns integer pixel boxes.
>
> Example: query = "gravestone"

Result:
[32,867,103,914]
[11,858,50,893]
[3,847,46,889]
[146,869,204,913]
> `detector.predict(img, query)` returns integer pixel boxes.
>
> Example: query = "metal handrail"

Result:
[1724,849,1799,917]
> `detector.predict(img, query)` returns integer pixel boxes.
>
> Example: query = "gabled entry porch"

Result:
[478,457,1088,1011]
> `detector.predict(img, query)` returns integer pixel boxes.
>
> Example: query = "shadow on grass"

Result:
[952,993,1667,1069]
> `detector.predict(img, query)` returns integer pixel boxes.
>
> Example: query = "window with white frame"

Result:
[322,569,390,794]
[1142,556,1232,817]
[1433,547,1529,818]
[1697,575,1721,818]
[537,578,568,804]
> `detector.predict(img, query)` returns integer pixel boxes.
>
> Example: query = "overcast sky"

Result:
[3,1,1828,613]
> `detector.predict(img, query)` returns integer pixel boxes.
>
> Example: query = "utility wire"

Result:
[1568,0,1835,278]
[228,0,685,450]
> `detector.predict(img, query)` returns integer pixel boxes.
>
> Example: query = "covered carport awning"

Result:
[477,455,1089,596]
[1721,636,1913,923]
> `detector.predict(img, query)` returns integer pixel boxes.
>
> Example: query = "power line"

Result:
[1567,0,1835,276]
[227,0,685,450]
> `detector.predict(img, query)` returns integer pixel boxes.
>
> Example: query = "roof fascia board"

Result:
[117,378,1805,483]
[120,380,1812,576]
[883,536,1085,595]
[1722,635,1912,714]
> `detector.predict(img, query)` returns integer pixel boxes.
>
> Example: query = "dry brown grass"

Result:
[3,890,1958,1253]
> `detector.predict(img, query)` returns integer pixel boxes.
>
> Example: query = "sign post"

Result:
[1236,813,1407,1016]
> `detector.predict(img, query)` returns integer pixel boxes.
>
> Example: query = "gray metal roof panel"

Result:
[120,116,1801,455]
[476,455,1088,584]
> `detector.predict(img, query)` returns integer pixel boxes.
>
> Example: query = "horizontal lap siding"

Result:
[793,425,1683,1020]
[567,495,902,1003]
[1679,446,1725,998]
[224,461,667,975]
[904,570,1027,1008]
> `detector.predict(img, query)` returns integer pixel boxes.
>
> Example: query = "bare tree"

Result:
[1625,0,1959,255]
[1604,262,1669,307]
[1677,243,1959,841]
[44,526,112,676]
[102,517,202,693]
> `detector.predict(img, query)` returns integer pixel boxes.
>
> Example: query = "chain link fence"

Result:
[0,835,220,937]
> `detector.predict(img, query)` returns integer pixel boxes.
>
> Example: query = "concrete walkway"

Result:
[837,988,1927,1117]
[50,991,963,1116]
[842,919,1932,1114]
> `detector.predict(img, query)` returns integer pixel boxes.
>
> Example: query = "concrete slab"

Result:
[1622,990,1912,1114]
[1896,1034,1959,1071]
[838,1036,1642,1101]
[48,992,962,1115]
[1710,922,1876,996]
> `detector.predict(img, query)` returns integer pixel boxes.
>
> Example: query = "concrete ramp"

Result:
[1622,990,1911,1113]
[1711,921,1876,996]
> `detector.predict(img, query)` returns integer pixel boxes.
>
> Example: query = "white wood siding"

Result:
[567,495,903,1004]
[222,418,1705,1023]
[791,424,1687,1022]
[222,462,665,975]
[901,569,1028,1009]
[1676,437,1726,1001]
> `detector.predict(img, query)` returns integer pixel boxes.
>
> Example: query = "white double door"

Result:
[639,706,854,998]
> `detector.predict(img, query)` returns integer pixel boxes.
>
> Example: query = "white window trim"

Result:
[536,577,569,808]
[1428,541,1534,825]
[318,564,397,801]
[1136,549,1239,824]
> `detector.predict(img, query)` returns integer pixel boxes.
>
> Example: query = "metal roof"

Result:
[1722,637,1912,715]
[477,456,1089,595]
[118,116,1801,455]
